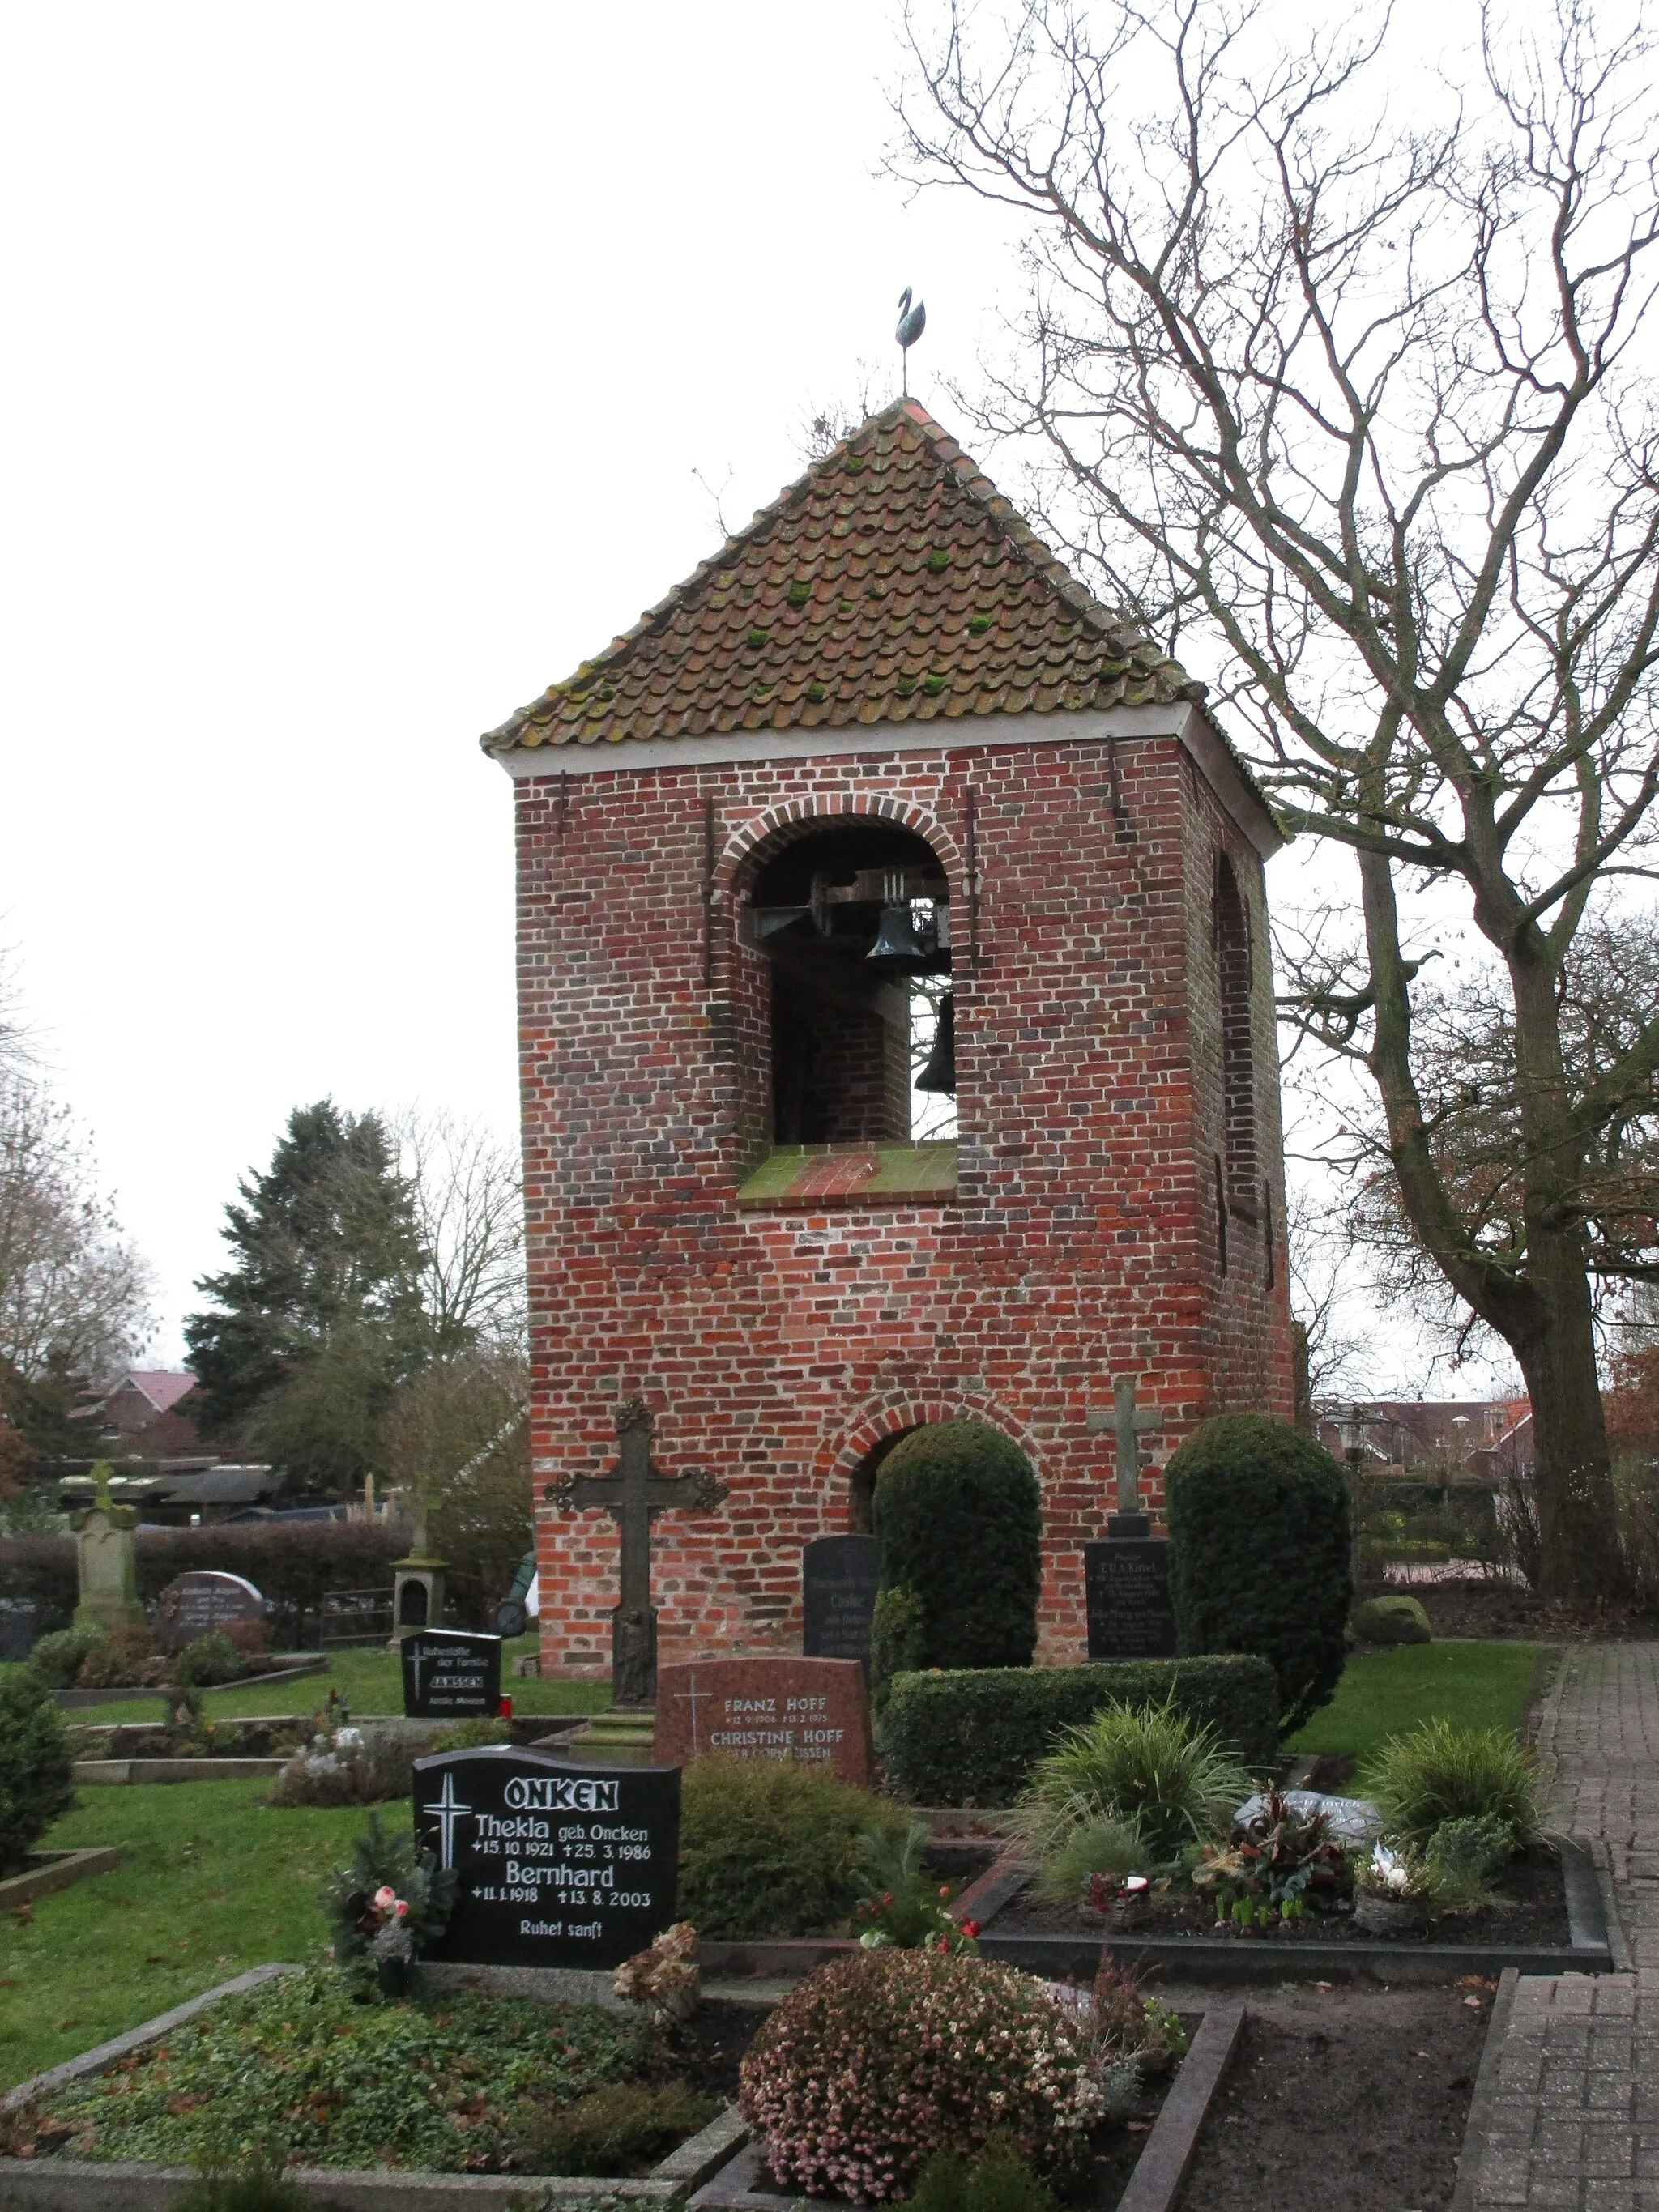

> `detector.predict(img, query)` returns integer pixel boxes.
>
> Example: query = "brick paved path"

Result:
[1470,1644,1659,2210]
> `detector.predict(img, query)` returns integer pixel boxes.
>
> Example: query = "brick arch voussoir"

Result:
[812,1392,1045,1496]
[714,794,967,905]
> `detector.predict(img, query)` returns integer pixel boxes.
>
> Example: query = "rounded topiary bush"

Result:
[1351,1594,1432,1646]
[1165,1413,1352,1737]
[872,1421,1041,1672]
[0,1671,76,1875]
[676,1756,906,1938]
[739,1950,1102,2201]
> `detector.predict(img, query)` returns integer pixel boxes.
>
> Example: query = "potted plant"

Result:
[1353,1841,1433,1933]
[322,1811,456,1999]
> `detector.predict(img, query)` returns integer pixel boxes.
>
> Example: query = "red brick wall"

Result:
[514,735,1295,1669]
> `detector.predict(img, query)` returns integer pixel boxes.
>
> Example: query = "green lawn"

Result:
[2,1780,373,2091]
[1286,1640,1550,1763]
[38,1636,610,1728]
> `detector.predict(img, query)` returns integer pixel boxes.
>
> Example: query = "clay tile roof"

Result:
[480,399,1207,757]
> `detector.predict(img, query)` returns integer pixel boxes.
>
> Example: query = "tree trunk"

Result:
[1510,1225,1626,1601]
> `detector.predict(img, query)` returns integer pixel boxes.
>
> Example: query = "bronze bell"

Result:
[867,872,930,968]
[915,991,956,1093]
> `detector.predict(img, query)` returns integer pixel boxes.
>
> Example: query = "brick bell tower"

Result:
[482,399,1294,1670]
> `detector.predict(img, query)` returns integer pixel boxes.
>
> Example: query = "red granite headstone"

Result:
[653,1656,872,1786]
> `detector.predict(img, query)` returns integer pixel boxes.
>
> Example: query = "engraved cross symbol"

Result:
[422,1770,472,1871]
[1113,1377,1162,1515]
[550,1399,727,1709]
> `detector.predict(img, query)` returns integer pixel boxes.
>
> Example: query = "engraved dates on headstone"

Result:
[412,1747,680,1971]
[402,1628,502,1720]
[1084,1536,1178,1661]
[801,1535,879,1664]
[156,1571,266,1654]
[655,1656,873,1787]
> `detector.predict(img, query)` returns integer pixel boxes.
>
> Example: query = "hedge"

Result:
[878,1655,1280,1808]
[0,1521,411,1644]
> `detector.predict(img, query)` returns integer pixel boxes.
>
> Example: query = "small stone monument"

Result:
[402,1628,502,1719]
[655,1655,873,1785]
[156,1570,267,1654]
[1084,1379,1178,1660]
[70,1464,145,1634]
[412,1745,680,1971]
[390,1492,446,1647]
[801,1535,879,1666]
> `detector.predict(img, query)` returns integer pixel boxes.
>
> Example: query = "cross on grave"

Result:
[549,1399,727,1710]
[1112,1375,1162,1531]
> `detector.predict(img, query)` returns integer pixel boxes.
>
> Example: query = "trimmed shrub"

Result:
[26,1622,109,1689]
[511,2082,716,2176]
[1360,1720,1542,1850]
[872,1422,1041,1671]
[879,1654,1278,1807]
[1165,1413,1352,1737]
[1013,1698,1252,1864]
[868,1584,925,1715]
[1351,1595,1432,1646]
[676,1756,907,1938]
[173,1632,249,1688]
[0,1672,76,1875]
[740,1950,1104,2200]
[911,2136,1057,2212]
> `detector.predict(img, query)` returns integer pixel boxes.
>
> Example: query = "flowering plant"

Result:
[852,1819,979,1953]
[1354,1840,1434,1900]
[320,1812,455,1997]
[1191,1789,1347,1927]
[613,1921,701,2022]
[740,1950,1105,2203]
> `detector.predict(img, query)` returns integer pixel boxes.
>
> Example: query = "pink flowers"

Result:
[367,1886,408,1924]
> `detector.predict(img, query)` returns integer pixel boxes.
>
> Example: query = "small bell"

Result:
[915,992,956,1093]
[868,872,930,968]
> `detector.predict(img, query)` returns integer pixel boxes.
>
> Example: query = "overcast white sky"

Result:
[0,0,1519,1394]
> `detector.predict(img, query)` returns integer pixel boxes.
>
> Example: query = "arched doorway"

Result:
[847,1424,920,1532]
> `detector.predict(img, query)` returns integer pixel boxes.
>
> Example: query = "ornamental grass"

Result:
[738,1950,1107,2204]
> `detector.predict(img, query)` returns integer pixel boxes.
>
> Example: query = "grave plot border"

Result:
[0,1965,753,2211]
[0,1850,121,1912]
[52,1657,327,1710]
[689,2004,1246,2212]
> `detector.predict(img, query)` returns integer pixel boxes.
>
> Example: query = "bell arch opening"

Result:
[1215,853,1257,1213]
[743,820,956,1144]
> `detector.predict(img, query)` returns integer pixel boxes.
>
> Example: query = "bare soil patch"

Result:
[1388,1576,1659,1643]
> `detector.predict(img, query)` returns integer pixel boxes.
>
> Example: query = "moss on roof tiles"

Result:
[481,398,1205,757]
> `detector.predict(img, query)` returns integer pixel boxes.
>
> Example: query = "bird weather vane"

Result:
[895,286,926,395]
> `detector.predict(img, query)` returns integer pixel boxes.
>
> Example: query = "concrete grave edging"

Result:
[1445,1965,1521,2212]
[73,1758,288,1785]
[52,1657,327,1710]
[0,1851,122,1912]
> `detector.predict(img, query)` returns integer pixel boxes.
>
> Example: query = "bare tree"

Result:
[897,0,1659,1596]
[0,1077,152,1396]
[394,1108,526,1353]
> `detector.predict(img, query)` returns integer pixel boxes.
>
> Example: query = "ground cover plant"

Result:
[1284,1643,1546,1762]
[739,1950,1108,2201]
[37,1968,662,2173]
[676,1756,907,1937]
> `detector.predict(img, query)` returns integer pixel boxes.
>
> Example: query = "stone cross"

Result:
[550,1399,727,1710]
[1112,1376,1162,1519]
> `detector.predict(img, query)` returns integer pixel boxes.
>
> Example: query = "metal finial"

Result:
[895,286,927,396]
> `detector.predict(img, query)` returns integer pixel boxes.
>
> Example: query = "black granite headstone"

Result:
[412,1747,680,1970]
[1085,1522,1178,1660]
[801,1535,880,1664]
[401,1629,502,1720]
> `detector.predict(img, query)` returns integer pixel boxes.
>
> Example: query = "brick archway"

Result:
[812,1391,1045,1531]
[714,793,967,904]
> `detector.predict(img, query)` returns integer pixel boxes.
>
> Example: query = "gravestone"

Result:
[70,1467,144,1634]
[412,1745,679,1971]
[1085,1376,1178,1661]
[0,1600,39,1664]
[156,1571,266,1655]
[801,1535,879,1666]
[402,1628,502,1720]
[655,1656,873,1786]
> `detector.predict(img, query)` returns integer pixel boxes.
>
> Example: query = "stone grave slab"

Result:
[655,1655,872,1785]
[412,1745,679,1971]
[155,1571,266,1654]
[1084,1529,1178,1660]
[801,1535,879,1665]
[401,1628,502,1720]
